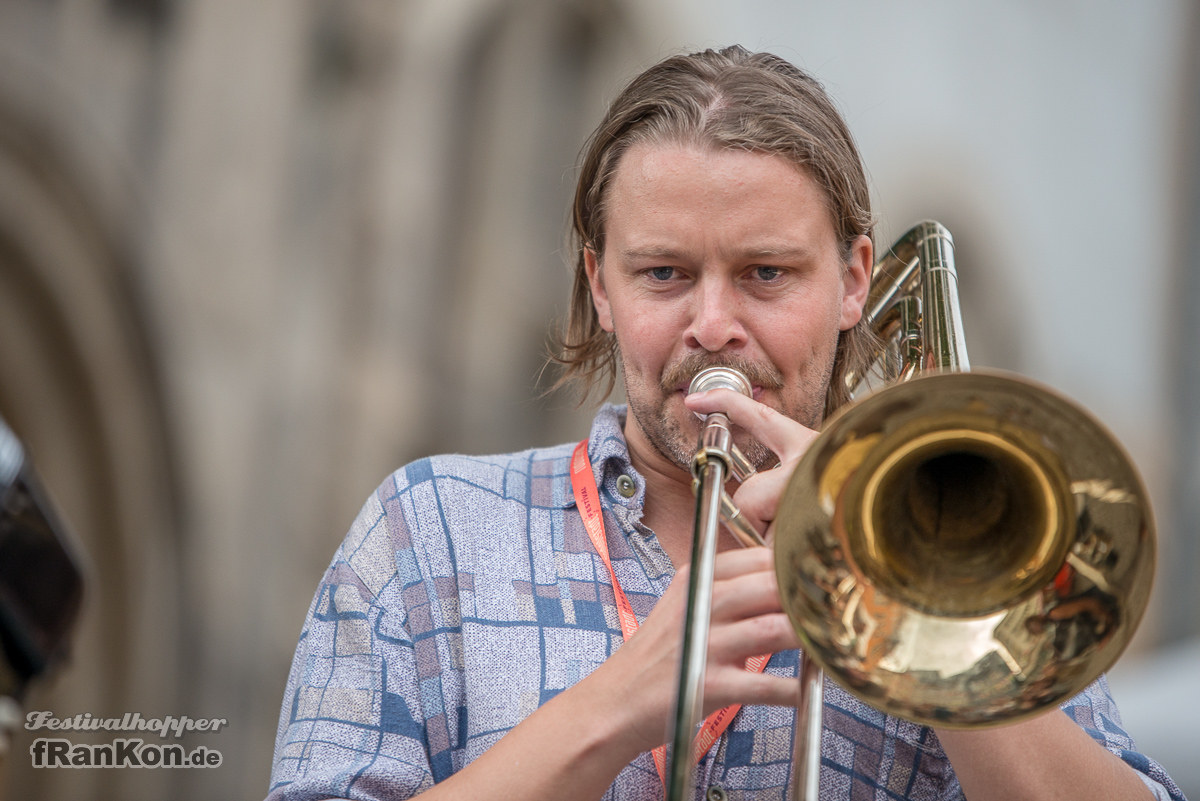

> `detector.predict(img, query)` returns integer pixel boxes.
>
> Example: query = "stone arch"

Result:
[0,55,182,800]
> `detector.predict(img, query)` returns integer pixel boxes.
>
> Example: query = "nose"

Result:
[684,278,748,353]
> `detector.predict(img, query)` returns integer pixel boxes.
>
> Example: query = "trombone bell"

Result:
[773,371,1155,728]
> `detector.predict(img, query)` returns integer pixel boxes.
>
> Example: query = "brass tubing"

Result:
[791,657,824,801]
[667,454,727,801]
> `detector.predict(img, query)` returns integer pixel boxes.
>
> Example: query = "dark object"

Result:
[0,416,85,703]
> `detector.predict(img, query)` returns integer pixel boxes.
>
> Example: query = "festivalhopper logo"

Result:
[25,711,227,769]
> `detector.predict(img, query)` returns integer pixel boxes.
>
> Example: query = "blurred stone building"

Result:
[0,1,653,798]
[1,1,1198,800]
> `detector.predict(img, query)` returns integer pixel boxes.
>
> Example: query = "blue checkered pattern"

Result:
[266,405,1184,801]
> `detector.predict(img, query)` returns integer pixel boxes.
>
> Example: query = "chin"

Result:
[626,395,694,472]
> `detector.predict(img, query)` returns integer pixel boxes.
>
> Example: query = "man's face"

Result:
[585,142,871,471]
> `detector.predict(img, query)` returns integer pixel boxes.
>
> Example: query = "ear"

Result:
[839,234,872,331]
[584,247,615,332]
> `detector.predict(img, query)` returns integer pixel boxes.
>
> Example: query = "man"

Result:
[267,46,1184,800]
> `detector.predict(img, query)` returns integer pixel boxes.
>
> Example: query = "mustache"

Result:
[660,354,784,395]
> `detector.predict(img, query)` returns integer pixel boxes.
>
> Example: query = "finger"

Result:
[709,565,785,623]
[710,544,774,580]
[661,548,774,618]
[708,612,802,664]
[705,669,803,713]
[727,465,793,532]
[684,388,819,464]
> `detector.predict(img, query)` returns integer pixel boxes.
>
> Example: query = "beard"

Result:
[622,351,833,473]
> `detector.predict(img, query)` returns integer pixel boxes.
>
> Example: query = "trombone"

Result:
[666,221,1156,801]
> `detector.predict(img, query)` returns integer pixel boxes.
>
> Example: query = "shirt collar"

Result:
[572,404,647,513]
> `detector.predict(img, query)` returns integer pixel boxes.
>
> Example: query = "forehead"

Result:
[602,141,839,255]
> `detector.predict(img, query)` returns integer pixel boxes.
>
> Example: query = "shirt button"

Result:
[616,474,637,498]
[706,786,728,801]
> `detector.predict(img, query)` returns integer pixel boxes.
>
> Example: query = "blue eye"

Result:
[649,266,675,281]
[754,265,783,281]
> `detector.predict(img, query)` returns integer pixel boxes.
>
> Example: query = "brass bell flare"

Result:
[773,370,1155,728]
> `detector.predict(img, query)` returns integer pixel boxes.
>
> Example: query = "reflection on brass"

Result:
[776,371,1154,727]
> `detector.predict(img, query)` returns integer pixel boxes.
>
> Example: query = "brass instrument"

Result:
[667,221,1156,801]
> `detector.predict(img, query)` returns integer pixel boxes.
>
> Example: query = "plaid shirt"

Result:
[267,405,1183,801]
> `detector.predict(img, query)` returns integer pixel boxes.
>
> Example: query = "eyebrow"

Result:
[618,246,684,261]
[617,244,817,262]
[740,245,816,261]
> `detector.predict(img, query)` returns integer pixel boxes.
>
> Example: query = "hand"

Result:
[597,547,802,756]
[683,388,820,540]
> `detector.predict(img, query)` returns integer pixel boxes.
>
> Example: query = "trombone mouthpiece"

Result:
[688,366,753,398]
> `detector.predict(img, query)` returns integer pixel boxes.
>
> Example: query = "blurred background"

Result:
[0,0,1196,798]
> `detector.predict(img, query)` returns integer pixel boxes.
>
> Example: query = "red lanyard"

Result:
[569,441,771,787]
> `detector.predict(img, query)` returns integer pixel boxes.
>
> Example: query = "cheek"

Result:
[611,309,679,374]
[615,318,662,361]
[763,298,843,370]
